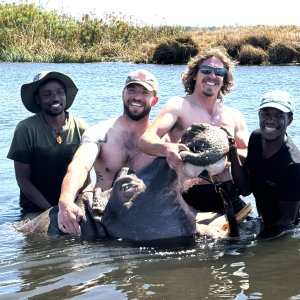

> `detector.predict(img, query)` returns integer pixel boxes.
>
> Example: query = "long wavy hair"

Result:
[182,47,236,99]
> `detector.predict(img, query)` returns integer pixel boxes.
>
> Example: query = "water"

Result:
[0,62,299,299]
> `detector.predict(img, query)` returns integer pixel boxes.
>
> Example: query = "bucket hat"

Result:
[21,71,78,113]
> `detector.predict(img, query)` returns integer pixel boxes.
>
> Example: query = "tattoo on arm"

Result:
[96,171,103,183]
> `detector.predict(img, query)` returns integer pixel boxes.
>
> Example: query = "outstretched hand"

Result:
[58,201,83,235]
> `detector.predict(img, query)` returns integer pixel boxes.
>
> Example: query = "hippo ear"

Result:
[112,167,135,186]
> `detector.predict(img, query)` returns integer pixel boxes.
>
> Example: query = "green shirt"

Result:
[7,112,89,211]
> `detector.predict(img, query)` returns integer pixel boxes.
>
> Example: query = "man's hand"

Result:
[220,126,236,147]
[165,142,189,170]
[58,202,84,235]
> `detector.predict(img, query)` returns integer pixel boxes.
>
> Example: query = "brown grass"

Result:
[0,4,299,65]
[239,44,268,65]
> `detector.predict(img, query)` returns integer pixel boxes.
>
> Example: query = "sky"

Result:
[2,0,300,27]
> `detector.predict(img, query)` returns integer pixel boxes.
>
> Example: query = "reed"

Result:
[1,3,299,64]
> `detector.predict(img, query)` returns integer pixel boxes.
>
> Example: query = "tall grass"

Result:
[0,3,299,64]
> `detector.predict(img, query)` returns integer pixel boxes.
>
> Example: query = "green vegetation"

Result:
[1,3,299,64]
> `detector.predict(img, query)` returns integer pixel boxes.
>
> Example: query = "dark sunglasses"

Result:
[198,64,228,77]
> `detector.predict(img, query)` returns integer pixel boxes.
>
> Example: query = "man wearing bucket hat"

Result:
[7,71,89,215]
[57,69,159,234]
[230,90,300,238]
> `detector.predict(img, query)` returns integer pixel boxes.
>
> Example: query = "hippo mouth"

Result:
[180,145,227,167]
[178,123,230,180]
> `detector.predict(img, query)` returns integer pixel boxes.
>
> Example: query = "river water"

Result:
[0,62,299,299]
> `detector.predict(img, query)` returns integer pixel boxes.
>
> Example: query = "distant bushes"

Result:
[215,29,299,65]
[239,45,268,65]
[268,42,299,64]
[153,37,198,64]
[0,3,299,65]
[236,40,299,65]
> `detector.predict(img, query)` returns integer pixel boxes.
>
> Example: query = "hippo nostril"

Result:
[192,145,204,153]
[192,145,202,153]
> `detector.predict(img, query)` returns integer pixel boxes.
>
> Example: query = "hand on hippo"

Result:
[220,126,236,148]
[58,201,84,235]
[165,142,189,170]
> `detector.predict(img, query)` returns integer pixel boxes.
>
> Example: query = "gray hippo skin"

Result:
[179,123,230,179]
[16,190,108,237]
[16,123,245,241]
[180,123,229,166]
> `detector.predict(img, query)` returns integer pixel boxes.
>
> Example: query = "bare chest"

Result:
[168,104,236,143]
[180,105,235,136]
[100,131,152,171]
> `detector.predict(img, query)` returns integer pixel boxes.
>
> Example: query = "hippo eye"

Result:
[121,183,135,192]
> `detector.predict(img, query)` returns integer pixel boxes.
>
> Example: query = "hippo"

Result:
[16,123,251,241]
[179,123,229,180]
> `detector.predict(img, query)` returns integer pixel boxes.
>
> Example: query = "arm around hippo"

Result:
[138,97,189,170]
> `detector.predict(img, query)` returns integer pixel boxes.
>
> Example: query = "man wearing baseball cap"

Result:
[7,71,88,215]
[230,90,300,238]
[57,69,159,234]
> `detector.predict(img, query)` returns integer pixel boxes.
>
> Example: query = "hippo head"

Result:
[99,159,197,241]
[179,123,229,180]
[103,171,146,211]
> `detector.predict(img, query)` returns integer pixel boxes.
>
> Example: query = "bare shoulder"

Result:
[164,95,186,110]
[155,95,189,121]
[82,118,117,144]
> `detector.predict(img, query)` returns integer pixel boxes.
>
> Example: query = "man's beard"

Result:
[203,91,214,97]
[202,87,216,97]
[123,103,151,121]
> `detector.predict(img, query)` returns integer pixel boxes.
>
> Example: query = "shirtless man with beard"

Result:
[57,69,159,234]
